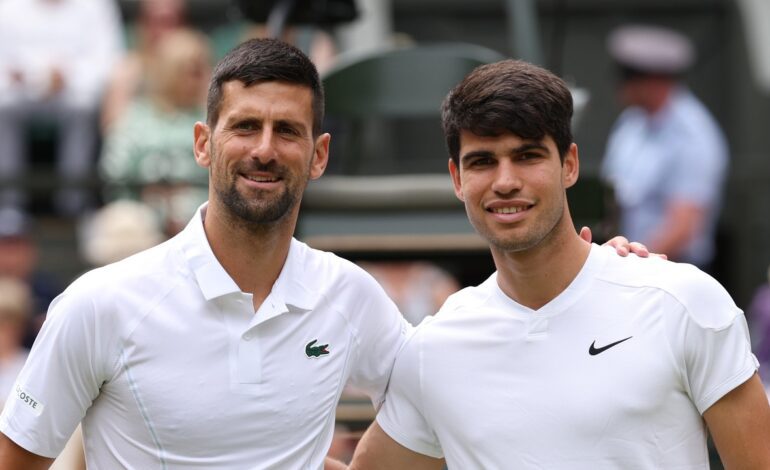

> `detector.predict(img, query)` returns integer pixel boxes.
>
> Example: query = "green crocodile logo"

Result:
[305,339,330,358]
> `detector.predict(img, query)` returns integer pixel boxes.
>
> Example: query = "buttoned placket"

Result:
[223,292,290,384]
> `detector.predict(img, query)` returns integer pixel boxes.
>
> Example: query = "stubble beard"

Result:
[211,150,309,230]
[472,195,566,253]
[217,181,298,226]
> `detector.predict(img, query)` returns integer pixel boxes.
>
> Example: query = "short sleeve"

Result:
[672,271,759,414]
[684,310,758,414]
[0,284,110,458]
[376,326,443,459]
[345,271,411,409]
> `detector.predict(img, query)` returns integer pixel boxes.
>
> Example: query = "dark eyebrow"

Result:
[459,150,494,164]
[510,142,549,155]
[228,116,261,127]
[275,118,307,133]
[459,142,549,163]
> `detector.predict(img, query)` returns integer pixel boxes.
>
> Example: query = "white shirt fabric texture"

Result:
[377,244,758,469]
[0,204,409,469]
[601,87,728,267]
[0,0,123,108]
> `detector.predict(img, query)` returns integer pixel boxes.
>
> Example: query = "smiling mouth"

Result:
[243,175,279,183]
[489,205,531,214]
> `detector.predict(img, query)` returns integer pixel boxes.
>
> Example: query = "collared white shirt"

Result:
[1,204,409,468]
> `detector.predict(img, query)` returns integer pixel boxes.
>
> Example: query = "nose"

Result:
[250,126,279,162]
[491,159,522,195]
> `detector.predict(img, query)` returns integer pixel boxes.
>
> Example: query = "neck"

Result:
[643,82,676,115]
[203,201,297,309]
[491,214,591,310]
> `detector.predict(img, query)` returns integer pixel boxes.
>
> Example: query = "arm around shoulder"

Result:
[704,373,770,469]
[0,432,53,470]
[349,422,445,470]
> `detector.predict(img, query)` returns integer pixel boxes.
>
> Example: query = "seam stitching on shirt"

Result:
[119,347,168,469]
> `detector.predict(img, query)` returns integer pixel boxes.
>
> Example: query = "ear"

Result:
[448,158,464,202]
[194,121,212,168]
[562,143,579,189]
[309,132,331,180]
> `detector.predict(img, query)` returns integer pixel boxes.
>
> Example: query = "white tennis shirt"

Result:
[1,204,409,468]
[378,244,758,469]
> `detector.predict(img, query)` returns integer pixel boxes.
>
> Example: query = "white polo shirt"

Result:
[0,204,409,468]
[378,244,758,469]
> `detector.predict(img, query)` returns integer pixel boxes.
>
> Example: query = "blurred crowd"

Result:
[0,0,769,466]
[0,0,340,232]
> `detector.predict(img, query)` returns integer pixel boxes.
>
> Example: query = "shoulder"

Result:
[437,275,496,316]
[291,240,384,292]
[58,239,184,316]
[402,277,498,345]
[288,241,400,327]
[612,107,646,130]
[668,91,726,147]
[597,252,739,329]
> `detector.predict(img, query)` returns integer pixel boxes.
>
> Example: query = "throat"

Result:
[493,237,591,310]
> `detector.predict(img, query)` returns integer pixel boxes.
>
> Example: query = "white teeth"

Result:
[492,207,525,214]
[246,176,277,182]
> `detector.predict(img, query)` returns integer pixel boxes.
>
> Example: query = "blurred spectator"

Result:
[0,0,124,215]
[0,208,61,348]
[358,261,460,326]
[212,22,338,74]
[601,25,728,271]
[0,277,31,411]
[748,265,770,388]
[79,199,166,268]
[101,0,187,131]
[210,0,339,74]
[100,28,211,235]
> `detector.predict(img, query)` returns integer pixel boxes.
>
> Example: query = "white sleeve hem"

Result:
[376,414,443,459]
[697,359,759,414]
[0,417,58,459]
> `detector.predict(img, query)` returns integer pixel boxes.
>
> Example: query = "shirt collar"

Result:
[271,237,322,312]
[177,203,321,312]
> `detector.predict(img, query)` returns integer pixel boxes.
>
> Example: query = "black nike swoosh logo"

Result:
[589,336,633,356]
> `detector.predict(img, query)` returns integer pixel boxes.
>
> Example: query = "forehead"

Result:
[217,80,314,127]
[458,129,557,153]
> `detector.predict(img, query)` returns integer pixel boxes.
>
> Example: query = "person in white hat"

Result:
[601,24,729,272]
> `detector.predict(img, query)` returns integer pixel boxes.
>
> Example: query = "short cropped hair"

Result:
[206,38,325,136]
[441,59,573,164]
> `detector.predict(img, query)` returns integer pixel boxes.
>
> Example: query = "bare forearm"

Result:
[705,374,770,469]
[0,433,53,470]
[648,201,704,259]
[350,422,444,470]
[324,456,348,470]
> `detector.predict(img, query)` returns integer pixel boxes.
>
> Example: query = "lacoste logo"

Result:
[14,385,44,417]
[305,339,330,358]
[589,336,632,356]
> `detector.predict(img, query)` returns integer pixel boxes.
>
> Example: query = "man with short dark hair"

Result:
[349,59,770,469]
[0,38,409,469]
